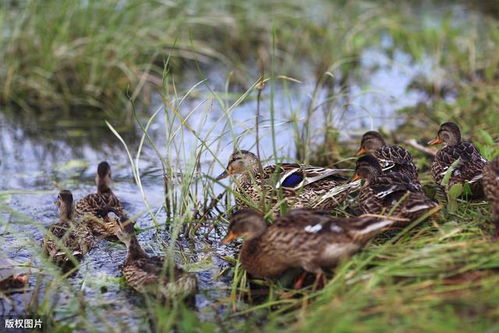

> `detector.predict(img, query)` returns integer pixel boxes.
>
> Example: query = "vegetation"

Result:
[0,0,498,332]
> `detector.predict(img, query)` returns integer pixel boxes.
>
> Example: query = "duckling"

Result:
[356,131,419,184]
[41,190,94,270]
[0,256,28,293]
[221,208,400,287]
[216,150,357,215]
[110,211,197,299]
[483,157,499,238]
[352,155,439,221]
[428,122,487,196]
[75,161,124,239]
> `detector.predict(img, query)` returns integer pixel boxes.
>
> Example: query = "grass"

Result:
[0,0,498,332]
[1,0,413,120]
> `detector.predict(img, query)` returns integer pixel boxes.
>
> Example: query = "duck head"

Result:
[96,161,112,193]
[351,154,382,183]
[428,122,461,147]
[356,131,386,156]
[221,208,267,245]
[216,150,259,180]
[55,190,73,222]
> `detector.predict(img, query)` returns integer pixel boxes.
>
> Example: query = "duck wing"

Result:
[433,142,486,185]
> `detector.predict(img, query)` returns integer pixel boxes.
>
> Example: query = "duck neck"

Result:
[446,137,460,147]
[97,183,112,194]
[240,228,267,263]
[59,206,73,223]
[126,235,149,262]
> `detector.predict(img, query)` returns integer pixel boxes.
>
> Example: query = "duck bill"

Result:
[427,137,443,145]
[220,231,237,245]
[215,170,229,180]
[355,148,367,156]
[350,174,361,182]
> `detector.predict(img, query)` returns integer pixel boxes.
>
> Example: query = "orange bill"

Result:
[355,147,367,156]
[351,174,361,182]
[428,137,443,145]
[220,231,237,245]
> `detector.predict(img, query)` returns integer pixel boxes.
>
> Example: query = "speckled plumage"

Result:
[483,157,499,237]
[116,216,197,299]
[355,155,438,222]
[432,142,486,187]
[222,208,398,281]
[217,151,356,216]
[357,131,420,186]
[0,257,28,292]
[74,161,124,239]
[42,190,94,270]
[429,122,486,196]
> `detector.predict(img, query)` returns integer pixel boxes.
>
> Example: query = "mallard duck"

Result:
[221,208,399,287]
[75,161,124,239]
[0,256,28,293]
[483,157,499,238]
[428,122,487,196]
[216,150,357,215]
[109,211,197,299]
[41,190,94,270]
[352,155,439,221]
[356,131,420,184]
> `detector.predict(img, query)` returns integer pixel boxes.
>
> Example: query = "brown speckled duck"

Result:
[42,190,94,270]
[221,208,399,287]
[111,212,197,299]
[428,122,487,196]
[216,150,357,215]
[75,161,124,239]
[483,157,499,238]
[352,155,439,221]
[0,256,28,293]
[356,131,420,185]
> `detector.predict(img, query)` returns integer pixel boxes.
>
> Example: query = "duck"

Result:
[75,161,124,239]
[221,208,401,288]
[0,256,28,293]
[428,122,487,196]
[105,209,197,299]
[355,131,420,184]
[483,157,499,238]
[352,155,439,221]
[41,190,94,270]
[216,150,358,215]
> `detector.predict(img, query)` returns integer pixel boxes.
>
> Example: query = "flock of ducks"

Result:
[218,122,497,288]
[1,122,497,297]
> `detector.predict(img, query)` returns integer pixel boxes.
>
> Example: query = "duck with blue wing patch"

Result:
[216,150,357,216]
